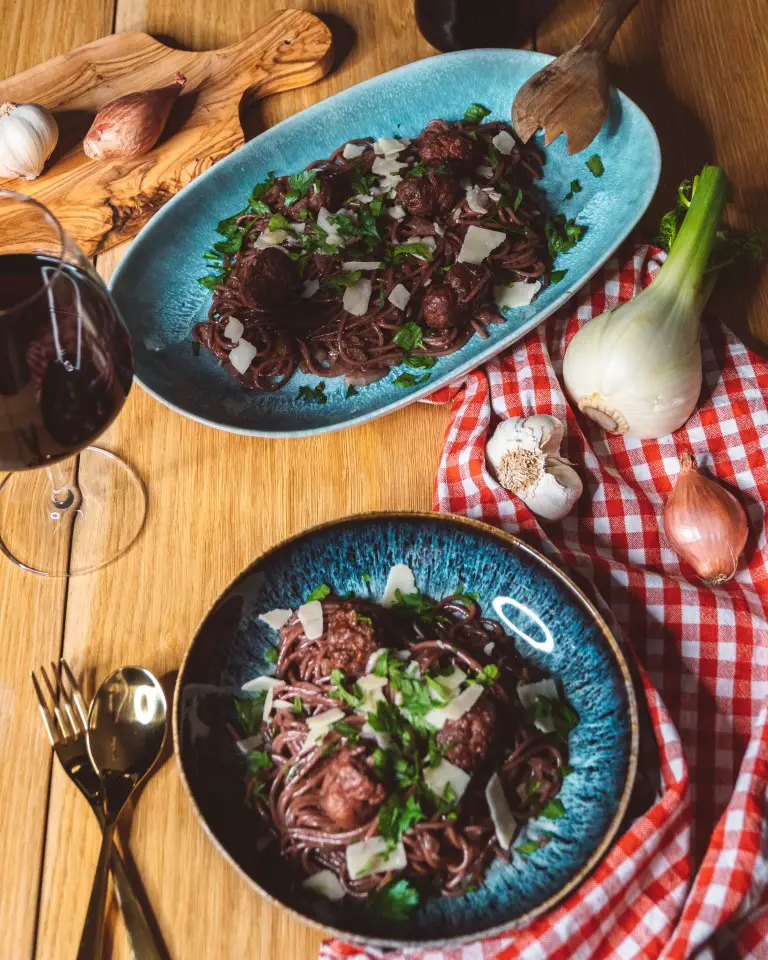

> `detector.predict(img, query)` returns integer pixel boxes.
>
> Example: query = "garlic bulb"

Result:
[486,415,583,521]
[0,102,58,180]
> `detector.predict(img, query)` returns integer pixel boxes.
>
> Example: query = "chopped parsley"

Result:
[387,242,434,263]
[550,269,568,284]
[560,764,574,777]
[410,162,427,178]
[361,573,372,583]
[296,382,327,405]
[292,696,303,715]
[452,585,480,607]
[541,798,566,819]
[284,169,317,207]
[357,614,373,625]
[378,793,426,847]
[247,749,273,773]
[516,835,552,855]
[513,189,523,211]
[267,213,299,235]
[329,669,364,708]
[464,103,492,124]
[545,215,588,257]
[332,720,361,744]
[234,695,266,735]
[306,583,332,602]
[324,270,362,288]
[197,273,225,290]
[393,321,425,351]
[392,371,431,388]
[368,879,420,920]
[563,179,582,200]
[402,355,435,370]
[264,646,278,664]
[345,385,358,399]
[585,154,604,177]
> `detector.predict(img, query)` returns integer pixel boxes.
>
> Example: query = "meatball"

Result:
[418,129,476,167]
[306,169,350,213]
[446,263,487,303]
[395,169,461,218]
[320,748,387,828]
[325,604,377,678]
[436,695,496,772]
[396,175,434,217]
[427,168,461,214]
[240,247,302,308]
[421,286,461,330]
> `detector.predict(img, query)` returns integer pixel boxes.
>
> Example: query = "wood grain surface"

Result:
[0,1,766,958]
[0,10,333,257]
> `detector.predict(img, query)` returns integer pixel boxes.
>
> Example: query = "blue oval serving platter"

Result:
[174,513,638,947]
[111,49,660,438]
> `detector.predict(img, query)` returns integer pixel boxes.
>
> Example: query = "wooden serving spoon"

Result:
[512,0,640,155]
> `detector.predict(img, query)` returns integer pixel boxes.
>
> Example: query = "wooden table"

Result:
[1,1,766,957]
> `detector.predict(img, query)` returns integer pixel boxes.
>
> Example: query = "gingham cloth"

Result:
[321,246,768,960]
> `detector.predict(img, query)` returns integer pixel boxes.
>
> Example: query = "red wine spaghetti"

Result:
[196,107,552,394]
[234,582,578,918]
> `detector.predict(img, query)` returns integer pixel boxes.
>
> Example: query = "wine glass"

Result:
[0,190,146,576]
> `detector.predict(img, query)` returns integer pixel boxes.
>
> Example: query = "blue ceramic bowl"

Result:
[111,49,660,438]
[174,513,638,947]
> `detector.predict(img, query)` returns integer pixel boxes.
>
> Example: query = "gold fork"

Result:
[32,660,165,960]
[512,0,640,155]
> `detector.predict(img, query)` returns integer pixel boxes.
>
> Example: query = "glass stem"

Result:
[47,458,80,511]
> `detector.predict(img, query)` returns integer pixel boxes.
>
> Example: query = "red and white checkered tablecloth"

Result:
[320,246,768,960]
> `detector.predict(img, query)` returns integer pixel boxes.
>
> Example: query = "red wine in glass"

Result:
[0,253,133,470]
[0,190,145,576]
[415,0,555,51]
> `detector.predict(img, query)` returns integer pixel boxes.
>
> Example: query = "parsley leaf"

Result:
[550,269,568,284]
[464,103,491,124]
[368,879,420,920]
[345,385,358,399]
[330,669,364,708]
[563,179,583,201]
[541,798,566,819]
[517,838,549,855]
[378,794,426,846]
[284,169,317,207]
[197,273,225,290]
[307,583,332,602]
[332,720,361,744]
[560,764,574,777]
[585,154,604,177]
[265,646,278,664]
[247,750,273,773]
[392,371,431,388]
[248,171,276,209]
[216,208,249,237]
[552,701,580,742]
[513,189,523,211]
[403,355,435,370]
[452,585,480,607]
[296,383,327,405]
[545,215,588,257]
[234,696,266,735]
[362,573,372,583]
[410,162,427,178]
[387,242,434,263]
[293,696,303,715]
[325,270,363,288]
[393,321,425,351]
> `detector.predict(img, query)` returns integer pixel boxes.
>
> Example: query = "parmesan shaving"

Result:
[228,339,258,375]
[241,676,285,693]
[223,317,243,342]
[457,225,505,264]
[258,608,292,630]
[342,142,367,160]
[374,137,407,157]
[387,205,406,220]
[424,759,471,800]
[301,278,320,299]
[492,130,516,155]
[426,682,484,729]
[262,685,276,724]
[342,277,373,317]
[388,283,411,311]
[346,838,407,878]
[465,185,490,214]
[483,641,496,656]
[517,678,559,733]
[494,280,542,309]
[306,707,345,730]
[272,699,294,712]
[372,156,408,177]
[382,564,416,607]
[476,164,494,179]
[302,869,346,901]
[235,733,263,755]
[297,600,324,640]
[361,722,393,750]
[254,228,287,248]
[486,772,518,848]
[343,260,382,271]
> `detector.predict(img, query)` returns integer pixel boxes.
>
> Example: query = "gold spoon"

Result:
[513,0,640,155]
[77,667,167,960]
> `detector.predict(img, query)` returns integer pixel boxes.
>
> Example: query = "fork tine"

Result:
[52,660,79,736]
[31,671,59,746]
[40,663,73,740]
[60,659,89,732]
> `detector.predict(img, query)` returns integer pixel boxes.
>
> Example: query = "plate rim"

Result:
[172,510,640,948]
[110,47,661,439]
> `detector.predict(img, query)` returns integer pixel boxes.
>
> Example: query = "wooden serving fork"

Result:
[512,0,640,155]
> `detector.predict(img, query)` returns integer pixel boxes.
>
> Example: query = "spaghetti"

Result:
[235,584,578,917]
[196,110,551,393]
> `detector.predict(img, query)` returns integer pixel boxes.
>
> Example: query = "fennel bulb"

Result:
[563,165,729,440]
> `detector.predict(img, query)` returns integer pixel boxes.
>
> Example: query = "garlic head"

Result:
[0,102,58,180]
[486,415,582,522]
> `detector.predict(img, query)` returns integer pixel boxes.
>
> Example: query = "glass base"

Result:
[0,447,146,576]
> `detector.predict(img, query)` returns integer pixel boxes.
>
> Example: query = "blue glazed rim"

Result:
[172,512,639,948]
[110,49,661,439]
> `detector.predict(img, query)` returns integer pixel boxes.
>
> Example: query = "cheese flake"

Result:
[494,280,542,309]
[486,772,518,849]
[259,608,292,630]
[342,277,373,317]
[223,317,244,342]
[374,137,407,157]
[342,260,382,271]
[228,339,258,375]
[342,142,368,160]
[241,676,285,693]
[302,278,320,299]
[492,130,517,155]
[302,869,346,901]
[346,837,407,878]
[382,564,416,607]
[298,600,324,640]
[457,225,506,264]
[424,759,471,801]
[426,682,484,729]
[465,185,490,214]
[388,283,411,311]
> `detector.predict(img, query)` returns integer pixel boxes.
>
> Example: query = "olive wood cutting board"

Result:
[0,10,334,256]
